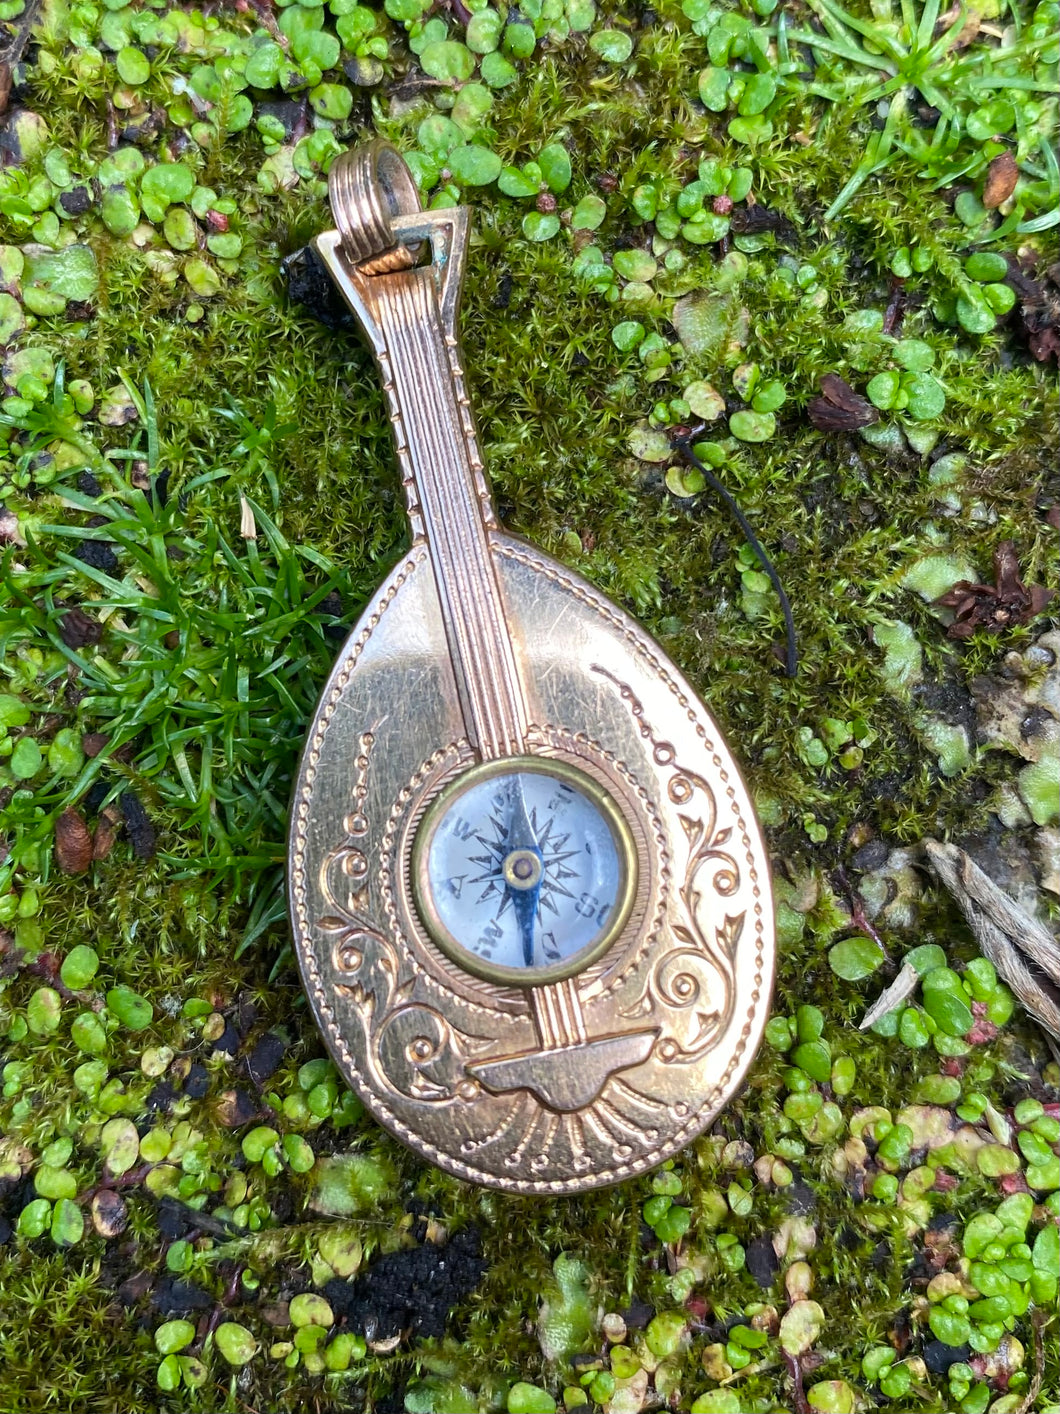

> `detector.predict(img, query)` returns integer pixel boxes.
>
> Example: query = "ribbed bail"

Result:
[327,140,422,266]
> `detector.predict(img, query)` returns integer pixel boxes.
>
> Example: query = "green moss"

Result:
[0,0,1057,1408]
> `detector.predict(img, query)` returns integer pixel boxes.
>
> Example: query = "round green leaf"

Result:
[611,320,644,352]
[904,944,946,975]
[290,1293,334,1327]
[34,1165,78,1200]
[163,208,197,251]
[0,695,30,729]
[521,211,559,242]
[892,338,935,371]
[115,45,150,85]
[966,100,1015,142]
[729,410,775,442]
[589,28,633,62]
[451,82,492,136]
[71,1011,107,1054]
[27,986,62,1035]
[665,464,705,498]
[537,142,571,194]
[956,288,996,334]
[18,1198,52,1239]
[47,728,84,777]
[156,1355,180,1392]
[214,1322,257,1366]
[106,985,153,1031]
[245,41,284,88]
[141,162,195,210]
[698,65,729,111]
[965,251,1008,283]
[447,144,502,186]
[480,50,517,86]
[10,737,43,779]
[903,373,946,422]
[242,1126,279,1162]
[309,82,353,119]
[51,1196,84,1246]
[791,1039,831,1082]
[101,185,140,236]
[498,164,539,197]
[419,39,474,81]
[60,945,99,990]
[867,371,899,409]
[502,21,535,58]
[828,937,884,981]
[466,8,502,52]
[155,1319,196,1355]
[738,71,775,115]
[571,194,606,230]
[683,380,724,420]
[507,1384,556,1414]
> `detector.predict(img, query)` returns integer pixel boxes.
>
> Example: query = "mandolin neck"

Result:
[314,225,528,760]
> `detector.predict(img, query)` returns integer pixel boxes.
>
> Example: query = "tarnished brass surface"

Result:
[288,140,776,1194]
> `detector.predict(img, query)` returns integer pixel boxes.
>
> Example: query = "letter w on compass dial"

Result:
[421,766,626,979]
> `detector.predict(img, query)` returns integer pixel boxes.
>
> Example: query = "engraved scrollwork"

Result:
[316,729,493,1105]
[316,727,403,1027]
[595,666,739,1062]
[376,1003,479,1101]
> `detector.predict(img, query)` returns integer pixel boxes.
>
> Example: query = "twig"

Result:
[882,278,907,336]
[1015,1309,1046,1414]
[924,840,1060,1040]
[782,1350,811,1414]
[835,865,890,960]
[671,429,798,677]
[860,962,919,1030]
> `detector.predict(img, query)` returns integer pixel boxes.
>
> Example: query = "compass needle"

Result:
[288,140,775,1192]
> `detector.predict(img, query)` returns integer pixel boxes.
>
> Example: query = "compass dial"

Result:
[413,759,636,984]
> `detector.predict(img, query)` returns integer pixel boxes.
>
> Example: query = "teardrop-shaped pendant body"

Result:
[289,142,775,1193]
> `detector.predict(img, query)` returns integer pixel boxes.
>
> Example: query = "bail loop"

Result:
[327,139,422,271]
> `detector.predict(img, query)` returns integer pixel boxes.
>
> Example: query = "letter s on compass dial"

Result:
[411,758,637,985]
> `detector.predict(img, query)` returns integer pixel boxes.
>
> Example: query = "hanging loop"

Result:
[327,139,422,272]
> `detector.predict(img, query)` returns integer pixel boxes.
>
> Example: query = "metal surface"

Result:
[410,755,638,989]
[288,139,776,1194]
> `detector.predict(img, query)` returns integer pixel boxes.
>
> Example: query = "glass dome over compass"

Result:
[412,758,637,985]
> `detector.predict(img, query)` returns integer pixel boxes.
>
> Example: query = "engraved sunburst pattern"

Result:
[467,792,581,924]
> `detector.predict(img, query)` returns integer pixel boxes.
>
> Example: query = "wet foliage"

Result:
[0,0,1057,1408]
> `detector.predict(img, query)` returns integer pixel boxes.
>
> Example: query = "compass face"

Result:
[413,759,636,984]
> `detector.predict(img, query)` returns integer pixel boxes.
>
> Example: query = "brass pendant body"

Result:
[289,141,775,1194]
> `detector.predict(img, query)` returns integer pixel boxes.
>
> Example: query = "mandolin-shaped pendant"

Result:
[289,141,776,1194]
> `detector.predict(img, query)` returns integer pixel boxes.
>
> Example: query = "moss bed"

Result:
[0,0,1058,1409]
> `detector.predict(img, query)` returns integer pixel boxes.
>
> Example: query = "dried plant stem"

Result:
[924,840,1060,1040]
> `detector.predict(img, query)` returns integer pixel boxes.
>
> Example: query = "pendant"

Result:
[289,140,776,1194]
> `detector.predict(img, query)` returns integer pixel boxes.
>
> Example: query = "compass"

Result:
[413,757,636,984]
[288,140,776,1194]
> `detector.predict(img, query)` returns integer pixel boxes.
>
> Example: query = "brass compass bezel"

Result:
[410,755,639,988]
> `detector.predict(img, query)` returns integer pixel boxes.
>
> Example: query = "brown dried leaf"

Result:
[58,605,103,649]
[806,374,879,432]
[55,807,93,875]
[215,1088,260,1128]
[983,151,1019,210]
[91,1189,128,1239]
[93,804,122,861]
[934,541,1053,638]
[924,839,1060,1039]
[82,732,110,758]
